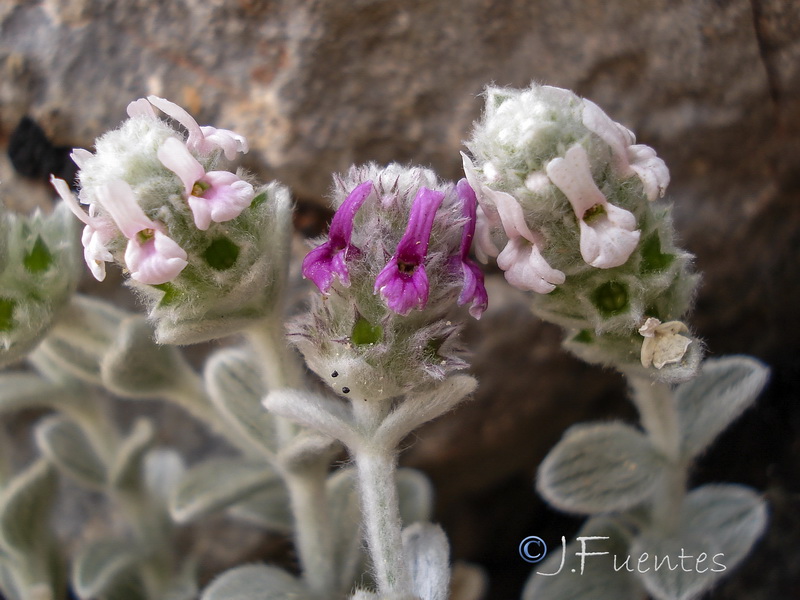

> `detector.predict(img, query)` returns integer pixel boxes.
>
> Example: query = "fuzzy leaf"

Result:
[200,564,311,600]
[170,458,283,523]
[523,517,644,600]
[35,416,106,489]
[631,484,767,600]
[537,422,666,514]
[227,485,293,534]
[675,356,769,459]
[0,459,58,557]
[101,316,193,399]
[325,468,362,592]
[403,523,450,600]
[205,348,276,455]
[72,538,140,599]
[143,449,186,508]
[0,372,71,414]
[397,468,434,525]
[108,419,155,490]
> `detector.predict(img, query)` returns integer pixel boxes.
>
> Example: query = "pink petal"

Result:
[187,172,254,230]
[496,237,565,294]
[461,152,502,228]
[94,179,155,239]
[489,187,538,244]
[157,137,206,196]
[70,148,93,171]
[147,95,204,149]
[578,213,640,269]
[125,230,188,285]
[199,126,249,159]
[628,145,670,201]
[582,99,634,176]
[126,98,157,119]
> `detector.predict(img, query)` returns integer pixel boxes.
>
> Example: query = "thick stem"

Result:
[351,398,411,597]
[628,375,687,532]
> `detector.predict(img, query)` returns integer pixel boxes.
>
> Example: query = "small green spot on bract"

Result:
[203,238,240,271]
[592,281,629,317]
[573,329,593,343]
[23,236,53,273]
[250,192,267,208]
[640,233,674,273]
[352,316,382,346]
[153,282,180,306]
[0,298,16,332]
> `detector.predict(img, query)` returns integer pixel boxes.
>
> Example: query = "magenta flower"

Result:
[374,187,444,315]
[454,179,488,319]
[133,96,249,160]
[546,144,640,269]
[51,176,116,281]
[302,181,374,293]
[157,137,255,230]
[95,179,188,285]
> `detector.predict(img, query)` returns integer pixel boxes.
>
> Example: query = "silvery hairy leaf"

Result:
[200,564,312,600]
[108,419,155,490]
[537,422,666,514]
[675,356,769,459]
[34,416,106,489]
[204,347,276,455]
[226,485,293,534]
[403,522,450,600]
[0,459,56,556]
[631,484,767,600]
[169,458,284,523]
[72,538,141,600]
[100,315,194,399]
[0,372,74,414]
[522,517,645,600]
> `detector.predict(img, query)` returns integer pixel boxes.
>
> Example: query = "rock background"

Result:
[2,0,799,598]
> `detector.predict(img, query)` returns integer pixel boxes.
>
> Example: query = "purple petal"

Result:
[374,258,430,316]
[455,179,488,319]
[301,181,373,294]
[394,187,444,264]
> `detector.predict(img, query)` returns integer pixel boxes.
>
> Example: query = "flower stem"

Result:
[628,375,687,532]
[351,398,411,597]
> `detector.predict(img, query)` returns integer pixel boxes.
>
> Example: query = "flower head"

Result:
[302,181,373,293]
[546,144,640,269]
[374,187,444,315]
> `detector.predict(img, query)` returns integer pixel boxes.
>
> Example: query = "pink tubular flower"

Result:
[95,179,188,285]
[157,137,255,230]
[454,179,488,319]
[546,144,640,269]
[51,175,116,281]
[302,181,373,293]
[144,96,248,160]
[582,99,670,201]
[462,153,565,293]
[374,187,444,315]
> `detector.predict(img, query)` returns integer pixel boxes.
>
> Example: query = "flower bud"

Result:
[465,84,699,380]
[290,164,486,400]
[0,201,79,367]
[52,97,293,344]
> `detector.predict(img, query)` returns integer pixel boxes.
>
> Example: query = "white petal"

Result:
[578,217,640,269]
[126,98,157,119]
[497,237,565,294]
[546,144,608,217]
[147,95,203,147]
[198,126,249,159]
[582,99,634,176]
[628,145,670,201]
[51,176,90,226]
[125,231,188,285]
[157,137,205,195]
[69,148,93,171]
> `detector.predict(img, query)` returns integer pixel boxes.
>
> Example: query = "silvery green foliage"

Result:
[72,539,141,600]
[0,459,65,600]
[200,564,312,600]
[35,416,107,489]
[523,517,646,600]
[674,356,770,459]
[289,164,471,401]
[0,202,79,368]
[465,84,700,383]
[537,422,667,514]
[402,523,450,600]
[631,485,767,600]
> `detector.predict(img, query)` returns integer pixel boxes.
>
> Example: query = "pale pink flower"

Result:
[462,153,564,293]
[546,144,640,269]
[582,99,670,201]
[157,137,255,230]
[51,175,115,281]
[95,179,188,285]
[145,96,248,160]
